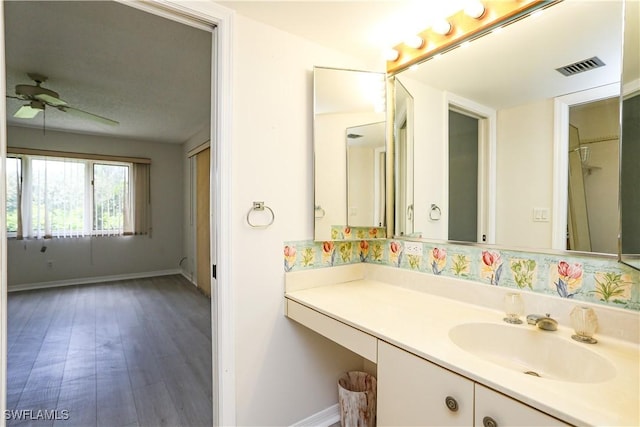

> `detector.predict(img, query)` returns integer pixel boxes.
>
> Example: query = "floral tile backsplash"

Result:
[330,226,387,241]
[283,239,640,312]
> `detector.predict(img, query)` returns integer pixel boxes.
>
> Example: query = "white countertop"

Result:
[285,270,640,426]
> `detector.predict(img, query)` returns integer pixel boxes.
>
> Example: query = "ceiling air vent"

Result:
[556,56,605,77]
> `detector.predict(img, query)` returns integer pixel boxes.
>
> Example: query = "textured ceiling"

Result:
[4,1,212,144]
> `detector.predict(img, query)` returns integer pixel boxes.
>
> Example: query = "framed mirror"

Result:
[390,0,628,255]
[313,66,387,241]
[619,0,640,270]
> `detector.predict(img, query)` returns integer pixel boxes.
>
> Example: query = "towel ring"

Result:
[315,205,326,219]
[247,201,275,228]
[429,203,442,221]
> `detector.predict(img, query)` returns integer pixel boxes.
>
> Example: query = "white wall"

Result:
[315,111,383,239]
[496,99,554,249]
[231,15,369,426]
[6,126,184,286]
[396,76,447,239]
[394,78,557,249]
[347,145,375,226]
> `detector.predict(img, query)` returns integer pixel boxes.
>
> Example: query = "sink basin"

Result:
[448,322,616,383]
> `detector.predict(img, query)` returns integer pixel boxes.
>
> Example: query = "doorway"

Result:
[448,109,479,242]
[0,1,233,424]
[567,97,620,253]
[446,98,495,244]
[552,83,620,252]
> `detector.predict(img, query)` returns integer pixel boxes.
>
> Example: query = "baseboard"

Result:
[8,269,182,292]
[290,403,339,427]
[180,270,198,287]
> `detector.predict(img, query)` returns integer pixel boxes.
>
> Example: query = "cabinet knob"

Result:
[444,396,459,412]
[483,416,498,427]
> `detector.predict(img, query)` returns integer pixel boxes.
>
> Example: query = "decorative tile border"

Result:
[284,239,640,312]
[284,240,363,272]
[330,226,387,241]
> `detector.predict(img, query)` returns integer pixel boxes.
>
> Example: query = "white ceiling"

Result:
[218,0,468,68]
[5,1,212,144]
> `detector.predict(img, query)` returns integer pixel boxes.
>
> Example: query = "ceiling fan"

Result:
[6,73,119,126]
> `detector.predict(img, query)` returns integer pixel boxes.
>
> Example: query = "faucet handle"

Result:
[526,313,558,331]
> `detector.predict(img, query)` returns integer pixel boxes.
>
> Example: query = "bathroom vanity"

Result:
[285,264,640,426]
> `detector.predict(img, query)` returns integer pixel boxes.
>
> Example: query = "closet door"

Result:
[196,147,211,297]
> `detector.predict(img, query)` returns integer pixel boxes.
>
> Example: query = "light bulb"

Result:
[464,1,486,19]
[404,35,424,49]
[432,20,452,35]
[384,49,400,62]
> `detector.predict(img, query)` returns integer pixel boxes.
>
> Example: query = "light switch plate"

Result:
[533,207,550,222]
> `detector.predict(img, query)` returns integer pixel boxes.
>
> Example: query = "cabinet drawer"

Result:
[286,299,377,362]
[475,384,571,427]
[378,341,474,426]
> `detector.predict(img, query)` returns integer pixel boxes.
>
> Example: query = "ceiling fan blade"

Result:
[35,93,67,107]
[58,106,119,126]
[14,104,42,119]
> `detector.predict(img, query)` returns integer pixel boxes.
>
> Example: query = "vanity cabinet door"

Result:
[474,384,571,427]
[377,341,474,426]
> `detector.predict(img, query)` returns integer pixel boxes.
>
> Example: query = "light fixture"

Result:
[404,35,425,49]
[14,101,45,119]
[384,48,400,62]
[464,1,486,19]
[432,20,452,35]
[386,0,557,74]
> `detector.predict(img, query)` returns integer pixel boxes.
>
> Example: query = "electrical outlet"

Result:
[47,260,54,268]
[404,242,423,256]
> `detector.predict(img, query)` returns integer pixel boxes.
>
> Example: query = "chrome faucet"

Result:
[526,313,558,331]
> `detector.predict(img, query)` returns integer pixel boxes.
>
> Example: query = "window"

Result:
[93,163,130,234]
[6,151,150,239]
[6,157,21,234]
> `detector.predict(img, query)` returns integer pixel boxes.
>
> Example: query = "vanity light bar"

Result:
[386,0,560,75]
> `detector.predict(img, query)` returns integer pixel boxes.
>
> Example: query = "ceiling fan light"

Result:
[14,101,44,119]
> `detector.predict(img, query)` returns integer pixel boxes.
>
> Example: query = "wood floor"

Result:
[6,275,212,427]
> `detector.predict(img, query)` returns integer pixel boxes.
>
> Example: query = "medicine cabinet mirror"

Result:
[313,66,387,241]
[619,0,640,270]
[390,0,634,258]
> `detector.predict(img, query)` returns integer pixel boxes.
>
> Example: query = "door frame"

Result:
[0,1,236,425]
[444,92,497,244]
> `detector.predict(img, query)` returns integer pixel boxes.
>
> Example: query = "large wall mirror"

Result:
[390,0,636,259]
[313,67,387,241]
[620,0,640,269]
